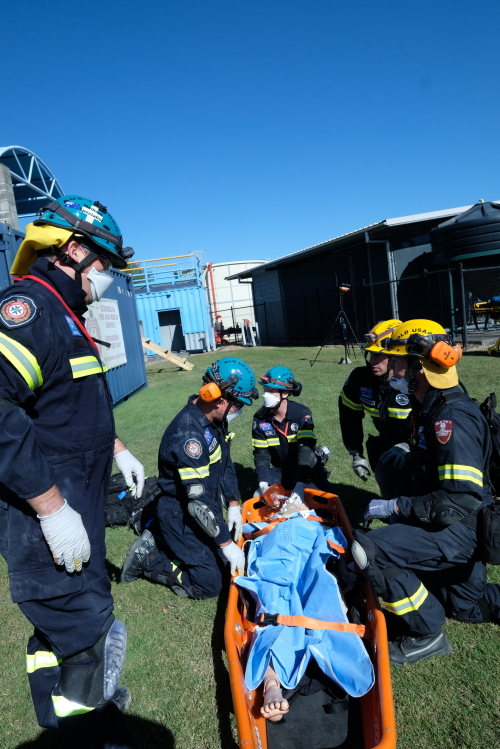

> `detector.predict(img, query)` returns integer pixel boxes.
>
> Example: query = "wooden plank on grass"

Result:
[141,337,194,370]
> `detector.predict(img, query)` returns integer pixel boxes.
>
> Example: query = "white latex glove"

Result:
[352,453,371,481]
[221,541,246,576]
[114,449,145,498]
[258,481,269,497]
[289,481,306,503]
[227,505,243,542]
[38,499,90,573]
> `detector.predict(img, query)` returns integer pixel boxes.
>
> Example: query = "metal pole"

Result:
[263,302,269,344]
[448,268,456,339]
[459,263,468,349]
[386,241,399,320]
[303,294,310,345]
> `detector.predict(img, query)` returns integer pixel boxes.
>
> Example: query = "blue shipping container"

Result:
[131,253,215,353]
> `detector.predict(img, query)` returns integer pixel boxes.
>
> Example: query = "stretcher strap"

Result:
[255,612,365,637]
[244,514,344,551]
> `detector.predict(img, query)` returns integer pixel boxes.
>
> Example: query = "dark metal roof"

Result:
[226,203,475,280]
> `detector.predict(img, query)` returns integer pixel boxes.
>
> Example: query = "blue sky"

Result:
[3,1,499,263]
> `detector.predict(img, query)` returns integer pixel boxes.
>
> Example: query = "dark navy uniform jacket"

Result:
[157,397,240,545]
[0,259,115,611]
[252,400,320,487]
[397,386,493,527]
[338,365,412,456]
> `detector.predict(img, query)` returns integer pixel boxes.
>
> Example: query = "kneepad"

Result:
[58,619,127,707]
[187,499,220,538]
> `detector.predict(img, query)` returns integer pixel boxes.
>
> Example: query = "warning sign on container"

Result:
[84,298,127,369]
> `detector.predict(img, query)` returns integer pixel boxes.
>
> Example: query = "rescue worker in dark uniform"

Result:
[252,366,330,499]
[121,357,258,599]
[352,319,500,665]
[0,196,145,748]
[338,319,412,482]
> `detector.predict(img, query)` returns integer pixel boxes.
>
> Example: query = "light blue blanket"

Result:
[235,513,374,698]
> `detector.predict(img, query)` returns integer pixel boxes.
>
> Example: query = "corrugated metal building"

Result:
[227,202,492,345]
[131,253,215,354]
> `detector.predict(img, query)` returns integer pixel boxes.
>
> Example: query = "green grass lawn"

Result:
[1,346,499,748]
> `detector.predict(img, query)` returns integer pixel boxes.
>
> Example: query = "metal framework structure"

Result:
[0,145,63,215]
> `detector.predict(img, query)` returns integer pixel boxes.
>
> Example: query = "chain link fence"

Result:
[284,264,500,349]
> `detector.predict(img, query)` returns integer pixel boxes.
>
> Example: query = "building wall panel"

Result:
[135,285,214,353]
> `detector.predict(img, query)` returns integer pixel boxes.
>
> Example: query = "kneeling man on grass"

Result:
[121,357,258,599]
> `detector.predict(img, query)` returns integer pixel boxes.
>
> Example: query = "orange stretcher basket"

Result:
[224,487,397,749]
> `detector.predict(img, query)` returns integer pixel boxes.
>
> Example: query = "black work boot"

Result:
[120,529,158,582]
[111,686,132,712]
[389,630,452,666]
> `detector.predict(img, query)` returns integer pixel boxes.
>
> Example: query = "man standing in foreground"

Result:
[122,357,258,599]
[0,196,144,748]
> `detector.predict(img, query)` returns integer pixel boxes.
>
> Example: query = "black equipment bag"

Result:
[478,393,500,496]
[478,499,500,565]
[105,474,161,534]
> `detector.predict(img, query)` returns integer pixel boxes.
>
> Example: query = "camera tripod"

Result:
[310,288,358,367]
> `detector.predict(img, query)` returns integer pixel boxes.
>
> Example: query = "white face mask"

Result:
[262,391,280,409]
[390,375,410,394]
[87,266,114,303]
[226,408,242,423]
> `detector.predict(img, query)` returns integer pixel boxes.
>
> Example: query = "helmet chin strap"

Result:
[54,246,99,287]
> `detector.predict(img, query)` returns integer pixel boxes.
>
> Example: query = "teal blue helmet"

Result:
[259,366,302,396]
[204,357,258,406]
[35,196,134,269]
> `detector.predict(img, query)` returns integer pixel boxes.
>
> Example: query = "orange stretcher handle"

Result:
[256,613,365,637]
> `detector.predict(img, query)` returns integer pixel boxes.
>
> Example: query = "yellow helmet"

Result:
[363,319,402,352]
[380,319,447,356]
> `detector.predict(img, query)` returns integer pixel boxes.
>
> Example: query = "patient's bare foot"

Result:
[260,666,289,722]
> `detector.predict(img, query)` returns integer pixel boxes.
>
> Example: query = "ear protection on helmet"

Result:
[199,372,242,402]
[199,382,223,402]
[290,379,302,397]
[407,333,463,368]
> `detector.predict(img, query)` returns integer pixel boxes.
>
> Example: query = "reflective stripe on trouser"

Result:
[380,569,445,636]
[0,331,43,389]
[52,693,95,717]
[26,634,62,729]
[69,355,107,378]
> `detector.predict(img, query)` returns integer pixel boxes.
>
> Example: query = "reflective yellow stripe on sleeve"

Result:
[209,445,222,464]
[26,650,62,673]
[382,583,429,615]
[363,404,379,418]
[52,694,94,717]
[340,390,363,411]
[69,356,106,379]
[0,332,43,390]
[438,464,483,487]
[178,463,210,480]
[287,433,298,443]
[388,407,412,420]
[297,429,316,438]
[252,438,268,448]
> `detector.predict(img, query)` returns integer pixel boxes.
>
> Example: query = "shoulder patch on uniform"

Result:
[435,420,453,444]
[252,420,257,429]
[303,414,312,422]
[203,427,212,445]
[290,422,299,432]
[0,296,37,328]
[65,315,82,336]
[259,422,272,430]
[395,394,410,406]
[184,438,202,459]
